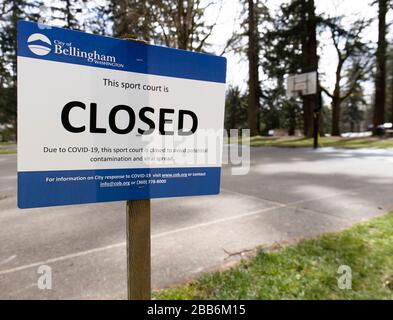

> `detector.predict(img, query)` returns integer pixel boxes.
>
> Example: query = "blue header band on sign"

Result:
[17,20,227,84]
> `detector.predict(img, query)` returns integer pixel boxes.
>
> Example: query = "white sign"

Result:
[17,21,227,208]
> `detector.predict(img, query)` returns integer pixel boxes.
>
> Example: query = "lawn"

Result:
[154,212,393,300]
[244,136,393,149]
[0,142,16,154]
[0,149,16,155]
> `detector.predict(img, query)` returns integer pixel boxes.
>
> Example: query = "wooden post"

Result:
[122,37,151,300]
[126,199,151,300]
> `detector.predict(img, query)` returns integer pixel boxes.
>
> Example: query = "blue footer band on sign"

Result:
[18,167,221,209]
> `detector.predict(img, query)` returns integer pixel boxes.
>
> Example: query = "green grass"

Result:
[0,142,16,154]
[0,149,16,155]
[154,212,393,300]
[243,136,393,149]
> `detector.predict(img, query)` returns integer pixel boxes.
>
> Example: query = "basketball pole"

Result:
[313,111,319,149]
[313,74,322,150]
[287,72,319,149]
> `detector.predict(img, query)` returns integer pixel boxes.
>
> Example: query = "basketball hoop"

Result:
[286,71,317,98]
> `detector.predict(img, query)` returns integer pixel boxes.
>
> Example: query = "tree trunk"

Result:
[11,2,18,142]
[288,106,296,136]
[391,62,393,124]
[331,97,341,136]
[65,0,75,29]
[247,0,260,136]
[230,103,236,129]
[319,113,325,137]
[373,0,387,133]
[176,0,188,50]
[301,0,318,138]
[302,97,314,137]
[331,69,342,136]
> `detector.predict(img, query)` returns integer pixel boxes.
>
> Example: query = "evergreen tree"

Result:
[341,83,366,133]
[224,86,248,130]
[266,0,321,137]
[373,0,389,132]
[261,3,304,135]
[0,0,42,138]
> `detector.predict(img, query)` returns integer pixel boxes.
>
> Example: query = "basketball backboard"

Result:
[286,71,317,98]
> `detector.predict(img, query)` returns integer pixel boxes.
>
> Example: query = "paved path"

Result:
[1,147,393,299]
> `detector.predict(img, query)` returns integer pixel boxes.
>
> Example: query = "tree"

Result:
[222,0,269,135]
[270,0,321,137]
[224,86,248,130]
[153,0,222,51]
[0,45,11,90]
[110,0,222,51]
[259,77,301,135]
[1,0,42,82]
[342,83,366,133]
[261,1,307,136]
[83,1,111,35]
[247,0,260,136]
[0,0,42,138]
[110,0,155,40]
[300,0,318,138]
[51,0,87,30]
[388,46,393,123]
[390,68,393,123]
[373,0,389,132]
[321,18,371,136]
[341,61,368,133]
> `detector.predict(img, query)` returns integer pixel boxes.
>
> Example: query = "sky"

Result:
[207,0,392,102]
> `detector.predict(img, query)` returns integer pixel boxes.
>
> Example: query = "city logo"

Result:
[54,41,123,68]
[27,33,52,56]
[26,32,123,68]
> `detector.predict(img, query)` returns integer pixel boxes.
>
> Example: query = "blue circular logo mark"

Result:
[27,33,52,56]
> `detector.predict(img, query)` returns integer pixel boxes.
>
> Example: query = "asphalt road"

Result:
[1,147,393,299]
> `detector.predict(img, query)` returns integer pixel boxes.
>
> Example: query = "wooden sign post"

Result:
[126,199,151,300]
[122,37,151,300]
